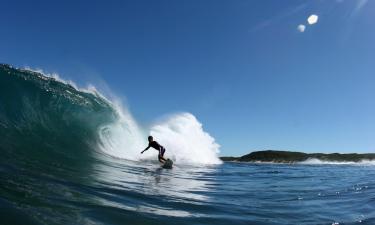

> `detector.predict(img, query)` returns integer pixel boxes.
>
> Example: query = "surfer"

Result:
[141,136,167,163]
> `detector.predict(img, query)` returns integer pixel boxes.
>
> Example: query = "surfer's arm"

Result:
[141,145,150,154]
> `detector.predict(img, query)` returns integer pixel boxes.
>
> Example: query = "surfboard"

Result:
[162,159,173,169]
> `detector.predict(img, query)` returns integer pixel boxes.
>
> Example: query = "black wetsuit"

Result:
[147,141,166,160]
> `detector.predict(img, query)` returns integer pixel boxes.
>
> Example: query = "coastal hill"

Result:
[220,150,375,163]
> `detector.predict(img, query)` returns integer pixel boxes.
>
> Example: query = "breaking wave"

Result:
[299,158,375,165]
[0,64,221,165]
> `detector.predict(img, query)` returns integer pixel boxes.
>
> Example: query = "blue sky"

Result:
[1,0,374,156]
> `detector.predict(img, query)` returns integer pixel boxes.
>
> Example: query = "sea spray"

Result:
[97,110,222,164]
[150,113,221,164]
[97,102,147,161]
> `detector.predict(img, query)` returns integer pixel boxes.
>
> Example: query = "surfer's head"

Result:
[148,136,153,142]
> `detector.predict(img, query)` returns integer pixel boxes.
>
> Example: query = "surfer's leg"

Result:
[158,154,166,163]
[158,148,167,162]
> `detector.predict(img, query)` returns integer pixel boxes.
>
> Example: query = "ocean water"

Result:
[1,64,374,225]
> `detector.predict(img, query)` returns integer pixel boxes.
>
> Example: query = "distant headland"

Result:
[220,150,375,163]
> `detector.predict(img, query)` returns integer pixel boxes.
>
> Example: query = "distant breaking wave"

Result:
[299,158,375,165]
[0,64,221,165]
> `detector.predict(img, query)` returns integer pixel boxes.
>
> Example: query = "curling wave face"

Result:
[0,64,117,167]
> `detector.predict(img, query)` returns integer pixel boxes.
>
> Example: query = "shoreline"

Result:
[220,150,375,163]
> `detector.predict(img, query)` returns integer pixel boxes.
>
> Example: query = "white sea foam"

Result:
[299,158,375,165]
[149,113,221,164]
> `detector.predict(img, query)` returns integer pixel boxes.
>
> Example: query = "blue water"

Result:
[2,156,375,225]
[88,161,375,225]
[1,64,375,225]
